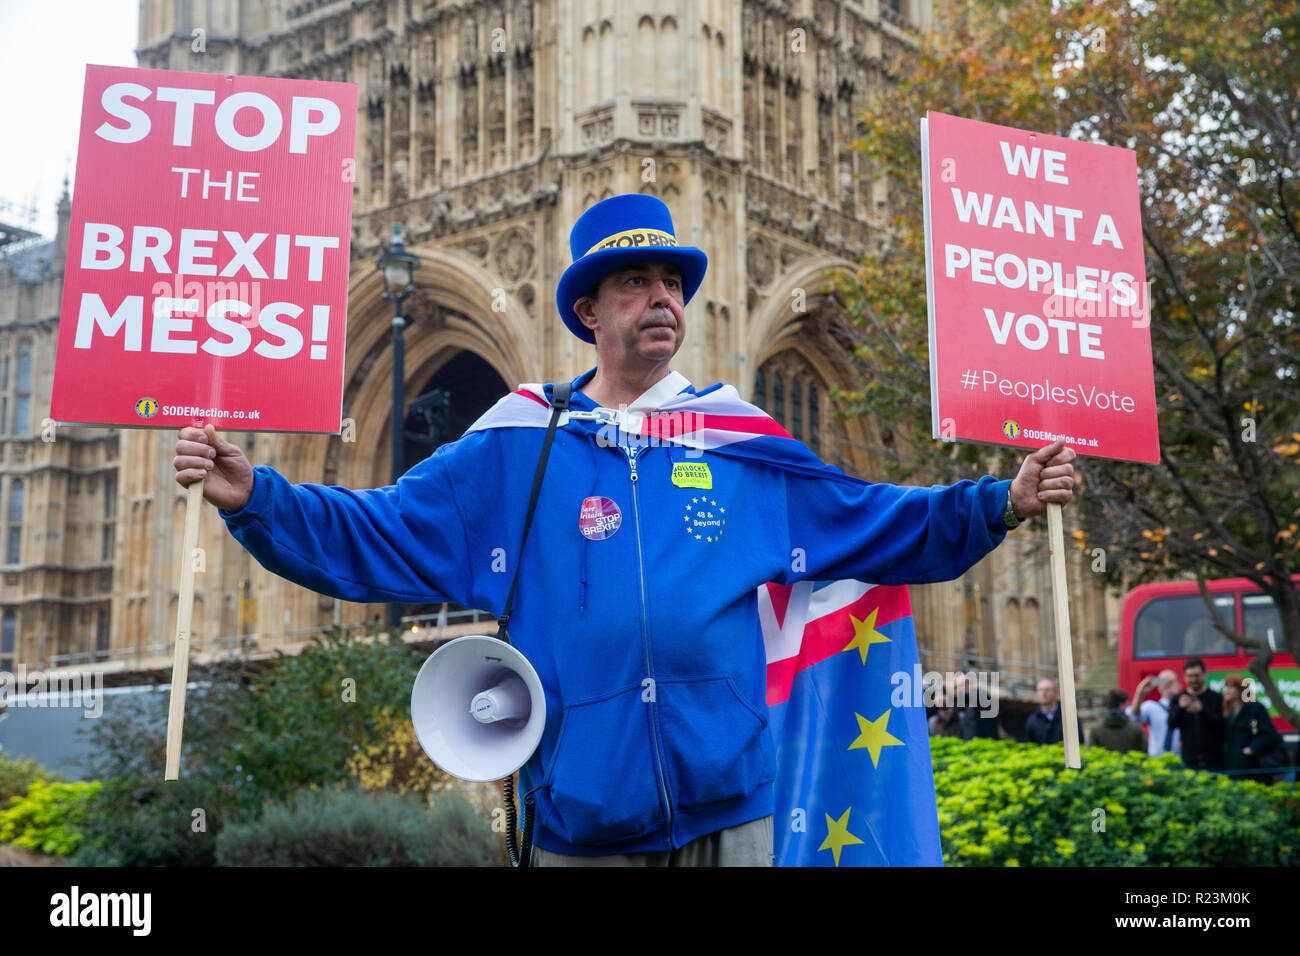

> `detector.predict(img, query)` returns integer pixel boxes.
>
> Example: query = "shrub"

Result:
[80,631,426,822]
[214,785,496,867]
[0,780,100,856]
[348,707,450,798]
[71,776,225,867]
[930,737,1300,866]
[0,753,60,805]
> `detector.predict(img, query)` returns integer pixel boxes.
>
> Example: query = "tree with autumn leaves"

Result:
[835,0,1299,725]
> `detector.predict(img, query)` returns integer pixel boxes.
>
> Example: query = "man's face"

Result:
[575,260,686,369]
[1157,669,1180,695]
[1036,680,1058,708]
[1184,665,1206,693]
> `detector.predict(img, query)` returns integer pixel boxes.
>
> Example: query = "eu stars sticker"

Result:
[683,496,726,543]
[579,496,623,540]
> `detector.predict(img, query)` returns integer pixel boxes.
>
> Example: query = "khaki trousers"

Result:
[529,814,775,867]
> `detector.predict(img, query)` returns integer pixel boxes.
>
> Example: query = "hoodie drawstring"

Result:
[578,427,600,618]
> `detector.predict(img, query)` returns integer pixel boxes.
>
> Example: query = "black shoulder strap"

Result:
[495,382,570,643]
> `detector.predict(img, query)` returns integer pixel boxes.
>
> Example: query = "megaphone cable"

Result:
[503,774,539,867]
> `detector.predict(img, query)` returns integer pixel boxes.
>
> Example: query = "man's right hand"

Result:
[173,424,254,512]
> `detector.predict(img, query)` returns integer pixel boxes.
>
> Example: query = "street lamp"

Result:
[376,222,419,631]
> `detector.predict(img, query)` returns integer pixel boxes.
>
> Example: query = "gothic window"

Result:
[14,341,30,439]
[809,381,820,451]
[1,609,13,672]
[418,89,437,190]
[461,67,479,176]
[754,351,843,461]
[6,478,21,565]
[790,378,802,440]
[784,78,801,184]
[762,74,779,176]
[516,51,535,155]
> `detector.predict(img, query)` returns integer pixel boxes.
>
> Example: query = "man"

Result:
[1023,678,1084,746]
[1126,668,1182,758]
[928,685,963,739]
[1168,658,1226,771]
[1086,689,1147,753]
[173,193,1076,866]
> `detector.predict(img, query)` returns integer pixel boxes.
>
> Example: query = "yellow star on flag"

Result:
[818,807,864,867]
[842,607,890,665]
[848,710,904,767]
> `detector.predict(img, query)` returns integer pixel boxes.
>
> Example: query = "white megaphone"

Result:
[410,635,546,782]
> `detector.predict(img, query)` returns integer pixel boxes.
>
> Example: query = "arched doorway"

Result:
[401,349,508,473]
[396,349,508,625]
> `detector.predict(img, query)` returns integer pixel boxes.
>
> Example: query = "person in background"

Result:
[1126,669,1182,758]
[928,684,963,739]
[1023,678,1084,745]
[1168,658,1226,771]
[1222,674,1282,785]
[952,671,999,740]
[1087,689,1147,753]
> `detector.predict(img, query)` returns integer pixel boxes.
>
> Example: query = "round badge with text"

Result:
[578,496,623,541]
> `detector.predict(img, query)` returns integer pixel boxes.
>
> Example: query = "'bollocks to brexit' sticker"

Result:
[578,496,622,540]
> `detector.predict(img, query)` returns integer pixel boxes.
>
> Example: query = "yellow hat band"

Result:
[584,228,679,256]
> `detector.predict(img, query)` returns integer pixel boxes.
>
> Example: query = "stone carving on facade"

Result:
[455,237,490,260]
[488,72,506,168]
[515,1,533,47]
[418,91,437,192]
[746,235,775,289]
[367,52,385,105]
[516,54,535,155]
[495,227,535,283]
[415,32,436,87]
[764,17,780,63]
[461,68,479,175]
[390,157,409,204]
[461,17,478,59]
[579,105,615,147]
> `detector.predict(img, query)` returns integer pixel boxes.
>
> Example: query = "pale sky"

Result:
[0,0,139,240]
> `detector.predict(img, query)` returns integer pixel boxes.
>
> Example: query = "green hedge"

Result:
[72,776,224,867]
[0,779,100,856]
[931,737,1299,866]
[214,786,497,867]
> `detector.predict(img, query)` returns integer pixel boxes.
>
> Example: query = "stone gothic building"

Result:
[0,0,1120,702]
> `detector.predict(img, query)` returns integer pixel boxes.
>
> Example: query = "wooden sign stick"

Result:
[1046,501,1082,769]
[165,478,205,780]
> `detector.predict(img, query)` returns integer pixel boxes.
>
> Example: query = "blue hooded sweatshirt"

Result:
[219,366,1013,855]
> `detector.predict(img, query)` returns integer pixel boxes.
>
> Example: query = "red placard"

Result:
[921,111,1159,463]
[51,65,358,433]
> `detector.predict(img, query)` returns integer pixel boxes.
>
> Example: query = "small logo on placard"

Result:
[135,397,159,418]
[683,496,726,543]
[579,496,623,540]
[1002,419,1021,439]
[671,462,712,489]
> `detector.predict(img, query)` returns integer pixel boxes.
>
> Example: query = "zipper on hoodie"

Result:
[624,440,674,840]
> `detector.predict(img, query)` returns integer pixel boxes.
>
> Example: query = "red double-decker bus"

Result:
[1119,577,1299,734]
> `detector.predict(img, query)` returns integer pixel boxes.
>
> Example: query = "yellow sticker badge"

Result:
[671,462,712,489]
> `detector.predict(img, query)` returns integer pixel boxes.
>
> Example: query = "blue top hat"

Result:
[556,193,708,343]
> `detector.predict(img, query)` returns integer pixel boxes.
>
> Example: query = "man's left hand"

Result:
[1009,438,1077,520]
